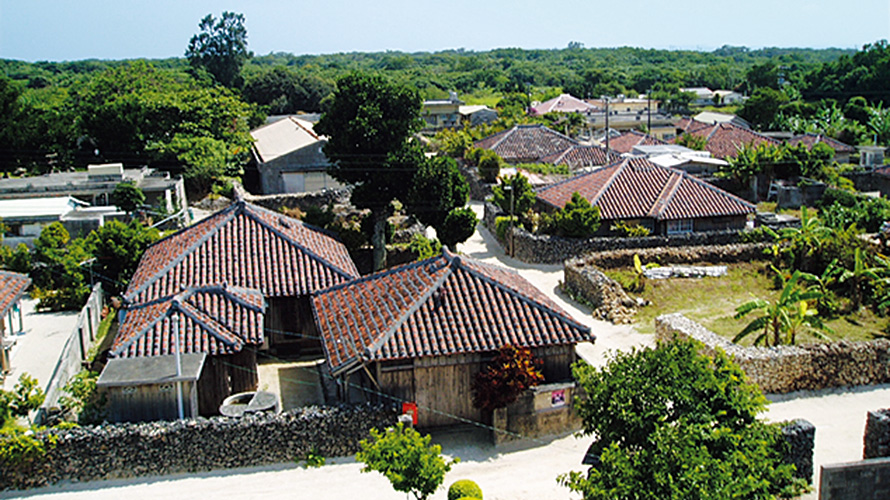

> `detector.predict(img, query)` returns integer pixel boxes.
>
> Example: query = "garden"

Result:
[603,188,890,348]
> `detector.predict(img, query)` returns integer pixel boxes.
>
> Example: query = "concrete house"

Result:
[422,92,463,131]
[312,250,593,428]
[250,116,345,194]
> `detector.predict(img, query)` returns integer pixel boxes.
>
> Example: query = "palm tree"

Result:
[734,270,828,346]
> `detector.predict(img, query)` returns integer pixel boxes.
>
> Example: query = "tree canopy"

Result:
[185,12,251,88]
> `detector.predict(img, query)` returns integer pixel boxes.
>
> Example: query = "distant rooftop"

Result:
[0,165,177,198]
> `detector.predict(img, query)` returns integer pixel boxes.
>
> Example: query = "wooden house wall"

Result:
[265,296,322,356]
[104,381,198,422]
[197,349,258,416]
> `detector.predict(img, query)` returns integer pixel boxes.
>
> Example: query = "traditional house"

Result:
[312,250,593,428]
[0,271,30,379]
[474,124,579,164]
[539,145,619,170]
[250,116,345,194]
[606,130,668,154]
[111,284,265,415]
[123,200,360,358]
[673,120,780,159]
[536,157,755,235]
[788,133,856,164]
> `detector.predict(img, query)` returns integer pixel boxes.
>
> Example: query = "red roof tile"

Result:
[474,124,578,163]
[125,200,359,303]
[672,121,780,159]
[0,271,30,317]
[312,250,592,375]
[112,285,265,358]
[539,145,619,169]
[788,133,856,154]
[536,157,755,221]
[606,130,667,154]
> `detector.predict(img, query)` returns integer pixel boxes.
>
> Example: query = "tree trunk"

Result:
[371,211,387,272]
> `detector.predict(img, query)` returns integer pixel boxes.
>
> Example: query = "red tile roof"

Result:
[312,250,592,375]
[112,285,265,358]
[536,157,755,221]
[125,200,359,304]
[606,130,667,154]
[530,94,596,115]
[474,124,579,163]
[788,133,856,154]
[0,271,30,317]
[539,145,619,169]
[672,121,780,159]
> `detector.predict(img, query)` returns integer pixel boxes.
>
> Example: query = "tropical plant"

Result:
[357,423,459,500]
[562,340,805,500]
[798,259,844,317]
[472,345,544,412]
[838,247,885,311]
[734,270,828,346]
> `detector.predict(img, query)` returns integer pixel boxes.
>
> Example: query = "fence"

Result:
[36,283,104,424]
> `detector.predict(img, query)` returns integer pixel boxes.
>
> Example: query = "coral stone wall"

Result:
[563,260,637,324]
[865,409,890,460]
[483,202,754,264]
[656,314,890,394]
[1,404,397,491]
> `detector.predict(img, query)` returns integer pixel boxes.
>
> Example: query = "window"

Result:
[667,219,693,235]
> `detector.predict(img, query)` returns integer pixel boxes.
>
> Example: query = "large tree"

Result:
[185,12,251,88]
[315,73,424,271]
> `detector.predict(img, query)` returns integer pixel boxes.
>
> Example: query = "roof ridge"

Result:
[289,116,320,141]
[354,257,455,369]
[456,257,590,335]
[649,170,684,219]
[589,159,627,206]
[125,204,242,300]
[241,204,358,281]
[177,299,242,348]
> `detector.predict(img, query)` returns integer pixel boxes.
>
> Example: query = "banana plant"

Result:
[734,270,826,346]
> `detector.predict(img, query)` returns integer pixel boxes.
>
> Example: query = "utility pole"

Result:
[604,96,610,153]
[647,91,652,133]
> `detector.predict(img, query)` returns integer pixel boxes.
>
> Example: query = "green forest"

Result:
[0,11,888,196]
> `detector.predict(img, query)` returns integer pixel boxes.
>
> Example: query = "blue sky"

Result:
[1,0,888,62]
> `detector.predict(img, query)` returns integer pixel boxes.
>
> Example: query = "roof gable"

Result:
[112,284,266,358]
[313,251,592,375]
[251,116,323,164]
[0,271,30,317]
[125,200,359,303]
[674,121,779,159]
[607,130,667,154]
[536,157,755,221]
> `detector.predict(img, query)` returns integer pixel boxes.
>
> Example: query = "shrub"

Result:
[408,233,442,261]
[738,226,778,243]
[301,204,336,229]
[610,221,651,238]
[464,147,484,166]
[448,479,483,500]
[548,192,601,238]
[439,207,477,249]
[494,216,516,242]
[477,150,502,183]
[491,174,535,215]
[59,370,106,425]
[472,345,543,412]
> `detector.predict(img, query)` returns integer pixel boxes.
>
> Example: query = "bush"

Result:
[477,150,502,183]
[491,174,535,216]
[548,192,601,238]
[494,216,516,242]
[408,233,442,261]
[301,204,336,229]
[464,147,484,166]
[738,226,778,243]
[439,207,477,249]
[59,370,106,425]
[610,221,651,238]
[448,479,483,500]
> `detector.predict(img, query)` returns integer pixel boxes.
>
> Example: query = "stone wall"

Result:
[492,382,582,445]
[782,419,816,483]
[819,457,890,500]
[567,242,772,270]
[483,202,751,264]
[234,181,350,212]
[459,163,493,202]
[656,314,890,394]
[2,404,397,491]
[563,260,637,324]
[865,409,890,459]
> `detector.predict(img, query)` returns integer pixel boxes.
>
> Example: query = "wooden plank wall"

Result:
[197,350,259,416]
[105,381,197,422]
[266,296,323,356]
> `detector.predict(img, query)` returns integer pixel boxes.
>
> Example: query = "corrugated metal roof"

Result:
[251,116,324,164]
[0,196,86,218]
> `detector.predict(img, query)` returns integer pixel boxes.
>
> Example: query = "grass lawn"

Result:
[606,261,888,345]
